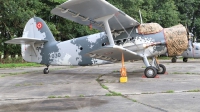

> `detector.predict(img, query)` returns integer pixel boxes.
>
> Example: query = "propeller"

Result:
[185,24,194,47]
[185,24,194,40]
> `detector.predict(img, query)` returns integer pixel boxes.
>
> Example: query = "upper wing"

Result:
[51,0,140,31]
[5,37,48,44]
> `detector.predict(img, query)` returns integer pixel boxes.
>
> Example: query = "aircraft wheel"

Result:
[171,58,176,63]
[144,66,157,78]
[43,68,49,74]
[183,58,188,62]
[157,64,166,74]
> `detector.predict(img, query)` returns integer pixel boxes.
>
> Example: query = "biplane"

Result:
[5,0,188,82]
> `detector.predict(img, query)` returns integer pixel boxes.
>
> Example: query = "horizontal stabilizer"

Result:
[5,37,48,44]
[87,45,142,62]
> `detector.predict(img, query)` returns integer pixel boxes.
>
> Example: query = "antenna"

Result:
[139,10,143,24]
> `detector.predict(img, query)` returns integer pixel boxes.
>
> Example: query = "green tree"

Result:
[107,0,180,27]
[174,0,200,40]
[143,0,180,27]
[0,0,43,58]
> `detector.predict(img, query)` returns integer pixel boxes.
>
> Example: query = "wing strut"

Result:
[95,15,115,45]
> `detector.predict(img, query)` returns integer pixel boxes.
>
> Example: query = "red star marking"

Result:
[36,22,42,29]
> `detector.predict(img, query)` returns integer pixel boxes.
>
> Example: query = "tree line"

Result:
[0,0,200,59]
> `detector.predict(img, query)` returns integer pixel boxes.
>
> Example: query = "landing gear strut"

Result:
[43,65,49,74]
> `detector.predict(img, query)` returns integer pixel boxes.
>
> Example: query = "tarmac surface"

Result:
[0,59,200,112]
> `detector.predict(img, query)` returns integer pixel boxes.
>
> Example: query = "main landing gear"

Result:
[143,56,166,78]
[183,57,188,62]
[171,57,188,63]
[43,65,49,74]
[171,57,177,63]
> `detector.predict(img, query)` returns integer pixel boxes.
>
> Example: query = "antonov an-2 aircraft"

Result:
[5,0,188,81]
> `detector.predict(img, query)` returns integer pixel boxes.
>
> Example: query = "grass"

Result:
[187,89,200,92]
[79,94,84,97]
[172,72,197,75]
[15,84,21,86]
[164,90,174,93]
[57,96,62,98]
[101,84,109,89]
[36,83,43,85]
[158,56,170,60]
[142,92,155,94]
[1,72,29,78]
[69,66,77,68]
[48,95,56,98]
[1,73,16,77]
[173,72,184,74]
[15,83,43,86]
[132,99,137,102]
[48,95,70,98]
[111,91,122,96]
[65,95,70,98]
[0,63,42,68]
[112,70,119,73]
[105,91,122,96]
[24,83,31,86]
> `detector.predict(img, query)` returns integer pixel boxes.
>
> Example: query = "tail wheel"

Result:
[144,66,157,78]
[171,58,176,63]
[157,64,166,74]
[183,58,188,62]
[43,68,49,74]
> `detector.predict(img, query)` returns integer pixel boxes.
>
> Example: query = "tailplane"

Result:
[22,17,56,42]
[5,17,56,63]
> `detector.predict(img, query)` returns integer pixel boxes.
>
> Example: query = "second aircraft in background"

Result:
[171,33,200,63]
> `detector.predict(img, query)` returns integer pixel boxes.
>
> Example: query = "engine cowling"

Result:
[163,24,188,56]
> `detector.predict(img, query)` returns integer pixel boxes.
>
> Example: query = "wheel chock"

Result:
[120,77,127,83]
[164,72,168,75]
[142,75,159,78]
[120,53,127,83]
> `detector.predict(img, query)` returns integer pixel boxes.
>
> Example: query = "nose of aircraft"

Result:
[164,24,188,56]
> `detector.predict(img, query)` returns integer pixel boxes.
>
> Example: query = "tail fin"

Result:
[22,17,56,62]
[5,17,56,63]
[22,17,55,42]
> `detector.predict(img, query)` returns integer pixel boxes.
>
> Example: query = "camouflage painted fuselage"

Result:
[22,17,169,66]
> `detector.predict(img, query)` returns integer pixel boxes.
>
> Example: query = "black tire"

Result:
[183,58,188,62]
[157,64,166,74]
[144,66,157,78]
[43,68,49,74]
[171,58,176,63]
